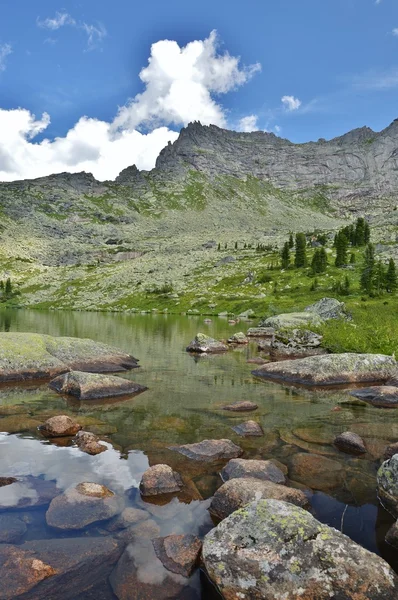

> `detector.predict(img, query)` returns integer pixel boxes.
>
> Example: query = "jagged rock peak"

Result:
[115,164,145,185]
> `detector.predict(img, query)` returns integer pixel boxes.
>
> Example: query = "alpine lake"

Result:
[0,309,397,599]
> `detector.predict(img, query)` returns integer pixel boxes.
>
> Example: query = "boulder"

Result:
[38,415,82,438]
[334,431,366,455]
[221,458,286,485]
[270,343,327,360]
[139,464,184,497]
[106,507,149,532]
[74,431,107,455]
[0,332,139,382]
[46,482,121,530]
[0,477,17,487]
[222,401,258,412]
[275,328,323,348]
[377,455,398,517]
[305,297,348,320]
[203,499,398,599]
[186,333,228,353]
[252,353,397,386]
[350,386,398,408]
[227,332,248,344]
[209,478,308,521]
[0,514,27,543]
[386,521,398,549]
[0,476,59,511]
[152,534,202,577]
[289,453,345,491]
[49,370,147,400]
[259,298,348,330]
[232,420,264,437]
[169,439,243,462]
[0,537,122,600]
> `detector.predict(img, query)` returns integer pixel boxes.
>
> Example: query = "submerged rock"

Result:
[38,415,82,438]
[252,353,397,386]
[74,430,107,455]
[0,476,59,511]
[46,482,121,530]
[221,458,286,485]
[222,400,258,412]
[334,431,366,455]
[0,514,27,543]
[186,333,228,353]
[289,453,345,491]
[49,370,147,400]
[139,464,184,497]
[350,385,398,408]
[152,534,202,577]
[169,439,243,462]
[377,455,398,517]
[203,499,398,599]
[0,536,122,600]
[227,332,248,344]
[0,332,139,382]
[231,420,264,437]
[106,507,149,532]
[209,478,308,520]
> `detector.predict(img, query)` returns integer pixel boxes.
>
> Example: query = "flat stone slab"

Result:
[350,386,398,408]
[252,353,397,386]
[221,458,286,485]
[0,332,139,383]
[231,420,264,437]
[222,401,258,412]
[169,439,243,462]
[209,478,308,520]
[246,327,275,338]
[49,370,147,400]
[203,499,398,599]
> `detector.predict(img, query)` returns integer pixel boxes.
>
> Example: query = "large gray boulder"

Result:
[49,370,147,400]
[259,297,348,330]
[377,455,398,517]
[253,353,397,386]
[0,332,139,382]
[186,333,228,353]
[305,297,348,320]
[203,499,398,599]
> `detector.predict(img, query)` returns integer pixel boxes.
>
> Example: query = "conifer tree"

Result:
[311,250,321,274]
[281,242,290,269]
[360,243,375,294]
[364,221,370,244]
[235,241,238,250]
[288,233,294,249]
[294,233,307,268]
[386,258,397,293]
[373,261,385,296]
[319,247,328,272]
[354,218,366,247]
[5,278,12,296]
[335,232,348,267]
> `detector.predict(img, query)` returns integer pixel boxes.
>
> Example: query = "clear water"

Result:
[0,309,397,598]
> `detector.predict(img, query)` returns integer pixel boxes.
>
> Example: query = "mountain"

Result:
[0,120,397,310]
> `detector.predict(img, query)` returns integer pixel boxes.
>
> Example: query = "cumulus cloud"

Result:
[238,115,259,132]
[393,28,398,36]
[0,31,260,182]
[281,95,302,111]
[37,11,107,50]
[0,43,12,72]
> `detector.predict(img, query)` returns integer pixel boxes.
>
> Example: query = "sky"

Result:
[1,0,398,181]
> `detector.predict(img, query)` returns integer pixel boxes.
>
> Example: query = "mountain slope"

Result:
[0,120,397,310]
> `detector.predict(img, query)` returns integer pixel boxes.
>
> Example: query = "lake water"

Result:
[0,309,397,599]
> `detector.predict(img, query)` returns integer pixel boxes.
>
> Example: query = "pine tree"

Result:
[217,243,220,251]
[310,278,319,291]
[281,242,290,270]
[288,233,294,249]
[386,258,397,293]
[360,243,375,294]
[373,261,385,296]
[5,278,12,298]
[294,233,307,268]
[235,241,238,250]
[311,250,321,274]
[335,232,348,267]
[224,243,227,249]
[0,281,3,291]
[343,275,350,295]
[319,247,328,272]
[364,221,370,244]
[354,218,366,246]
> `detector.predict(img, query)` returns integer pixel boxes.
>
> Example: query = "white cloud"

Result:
[37,12,76,30]
[113,30,260,131]
[274,125,281,134]
[0,31,261,182]
[0,43,12,72]
[393,28,398,36]
[37,11,107,50]
[238,115,259,132]
[281,95,302,111]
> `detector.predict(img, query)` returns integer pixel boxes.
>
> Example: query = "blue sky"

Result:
[1,0,398,180]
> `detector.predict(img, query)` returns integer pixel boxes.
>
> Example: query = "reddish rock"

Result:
[222,401,258,412]
[169,439,243,462]
[221,458,286,485]
[74,431,107,455]
[0,545,55,599]
[289,453,345,491]
[152,534,202,577]
[232,420,264,437]
[334,431,366,455]
[139,464,184,497]
[39,415,82,438]
[209,478,308,520]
